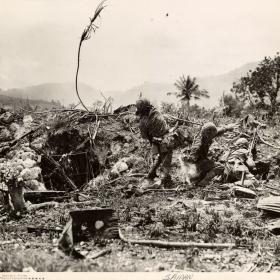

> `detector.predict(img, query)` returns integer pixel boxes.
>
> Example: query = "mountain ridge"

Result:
[0,61,259,109]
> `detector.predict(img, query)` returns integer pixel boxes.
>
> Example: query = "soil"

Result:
[0,109,280,272]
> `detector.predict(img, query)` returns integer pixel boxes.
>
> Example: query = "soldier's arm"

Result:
[216,123,238,137]
[188,137,202,162]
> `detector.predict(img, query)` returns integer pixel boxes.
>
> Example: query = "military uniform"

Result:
[182,122,235,186]
[223,138,256,182]
[136,99,187,183]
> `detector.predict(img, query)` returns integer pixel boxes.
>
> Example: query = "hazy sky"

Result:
[0,0,279,91]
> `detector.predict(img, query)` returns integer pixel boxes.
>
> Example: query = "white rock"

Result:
[111,161,128,175]
[95,220,104,230]
[22,158,36,168]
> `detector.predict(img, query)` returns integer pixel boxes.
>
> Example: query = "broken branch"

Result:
[88,248,112,260]
[164,114,203,126]
[119,229,236,249]
[257,131,280,149]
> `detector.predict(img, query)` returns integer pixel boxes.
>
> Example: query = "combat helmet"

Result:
[135,98,154,116]
[234,137,249,149]
[201,122,218,140]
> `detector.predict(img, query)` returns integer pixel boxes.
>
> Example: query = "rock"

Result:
[0,128,12,141]
[9,122,20,133]
[0,112,14,124]
[110,161,128,177]
[232,186,257,199]
[24,179,46,191]
[20,167,41,181]
[22,158,36,168]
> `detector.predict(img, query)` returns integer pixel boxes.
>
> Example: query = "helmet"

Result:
[201,122,217,140]
[135,99,153,116]
[235,137,249,148]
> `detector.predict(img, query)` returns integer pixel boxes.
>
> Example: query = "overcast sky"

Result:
[0,0,279,91]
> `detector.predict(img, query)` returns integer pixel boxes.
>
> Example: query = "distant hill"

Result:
[110,61,259,108]
[0,93,60,110]
[1,82,100,107]
[1,61,259,109]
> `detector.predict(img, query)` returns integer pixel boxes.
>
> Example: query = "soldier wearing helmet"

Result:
[135,98,189,186]
[223,137,256,182]
[181,121,237,185]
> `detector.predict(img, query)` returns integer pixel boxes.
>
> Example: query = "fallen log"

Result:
[24,191,67,204]
[119,229,236,249]
[27,226,63,235]
[28,201,59,211]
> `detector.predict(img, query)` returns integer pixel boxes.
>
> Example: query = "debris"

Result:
[58,208,119,257]
[28,201,59,211]
[257,196,280,214]
[257,130,280,150]
[119,229,236,249]
[24,190,67,204]
[232,186,257,199]
[87,248,112,260]
[164,114,202,126]
[27,226,63,236]
[267,219,280,235]
[32,147,78,190]
[110,160,129,177]
[235,179,256,188]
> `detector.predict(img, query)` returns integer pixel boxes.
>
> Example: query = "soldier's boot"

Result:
[161,174,172,188]
[160,151,173,188]
[146,155,162,179]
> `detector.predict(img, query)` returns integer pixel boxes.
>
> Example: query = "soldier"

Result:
[222,137,257,182]
[135,99,189,186]
[181,122,237,186]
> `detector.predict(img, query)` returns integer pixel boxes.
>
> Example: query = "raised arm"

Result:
[216,123,238,137]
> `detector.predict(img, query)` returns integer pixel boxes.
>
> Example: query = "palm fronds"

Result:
[75,1,107,112]
[173,75,209,102]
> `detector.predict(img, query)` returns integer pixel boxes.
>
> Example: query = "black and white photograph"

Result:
[0,0,280,274]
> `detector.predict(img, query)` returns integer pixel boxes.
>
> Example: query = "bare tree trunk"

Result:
[8,181,26,212]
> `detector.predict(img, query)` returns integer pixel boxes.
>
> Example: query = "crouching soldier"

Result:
[136,99,190,186]
[180,122,237,186]
[222,137,257,183]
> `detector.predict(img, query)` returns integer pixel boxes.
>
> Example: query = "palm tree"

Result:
[168,75,209,116]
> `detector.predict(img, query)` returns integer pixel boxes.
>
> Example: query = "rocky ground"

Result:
[0,107,280,272]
